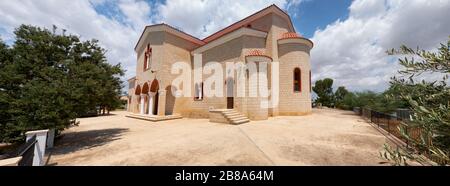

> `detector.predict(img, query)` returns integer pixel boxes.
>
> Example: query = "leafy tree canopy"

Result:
[0,25,124,143]
[383,37,450,165]
[313,78,334,107]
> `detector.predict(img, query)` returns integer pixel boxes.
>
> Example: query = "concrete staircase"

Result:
[219,109,250,125]
[209,109,250,124]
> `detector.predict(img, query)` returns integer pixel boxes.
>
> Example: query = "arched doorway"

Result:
[135,85,142,113]
[149,79,159,115]
[226,77,234,109]
[142,82,150,114]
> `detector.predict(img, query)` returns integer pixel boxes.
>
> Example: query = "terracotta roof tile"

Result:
[246,50,273,61]
[136,5,297,51]
[280,32,302,39]
[202,4,294,43]
[248,50,264,56]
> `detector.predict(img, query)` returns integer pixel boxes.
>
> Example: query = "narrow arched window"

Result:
[294,68,301,92]
[309,70,312,92]
[144,55,147,71]
[144,44,152,71]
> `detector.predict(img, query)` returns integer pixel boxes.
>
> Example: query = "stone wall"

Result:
[278,42,312,115]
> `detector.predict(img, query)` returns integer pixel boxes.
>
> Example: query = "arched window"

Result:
[294,68,301,92]
[309,70,312,92]
[144,44,152,71]
[194,82,203,100]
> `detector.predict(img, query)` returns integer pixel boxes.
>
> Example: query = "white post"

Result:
[148,93,154,116]
[198,85,203,100]
[25,129,49,166]
[126,97,130,111]
[140,94,145,115]
[46,129,55,149]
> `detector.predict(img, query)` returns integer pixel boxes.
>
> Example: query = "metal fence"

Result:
[360,108,421,147]
[359,108,449,165]
[15,135,37,166]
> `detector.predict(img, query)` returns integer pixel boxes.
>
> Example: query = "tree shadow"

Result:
[341,112,358,116]
[78,113,118,118]
[51,128,129,155]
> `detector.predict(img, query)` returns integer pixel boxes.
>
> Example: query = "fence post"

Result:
[375,111,379,127]
[370,110,373,122]
[25,129,49,166]
[387,116,390,133]
[47,129,55,149]
[405,126,409,148]
[377,113,380,127]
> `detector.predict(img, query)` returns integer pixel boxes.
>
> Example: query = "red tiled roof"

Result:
[136,4,296,50]
[280,32,302,39]
[162,23,205,45]
[202,4,294,43]
[278,32,315,48]
[248,50,264,56]
[246,50,272,61]
[134,23,205,50]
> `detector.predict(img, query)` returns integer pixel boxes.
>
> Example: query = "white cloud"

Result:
[286,0,307,9]
[349,0,386,19]
[118,0,152,29]
[3,0,446,93]
[154,0,289,38]
[0,0,152,85]
[311,0,450,92]
[0,0,302,87]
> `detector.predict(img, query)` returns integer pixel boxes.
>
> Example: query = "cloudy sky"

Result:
[0,0,449,92]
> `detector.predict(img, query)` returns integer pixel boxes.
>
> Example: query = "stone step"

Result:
[230,119,250,125]
[223,112,242,117]
[209,109,250,125]
[126,114,183,122]
[222,110,238,114]
[226,115,247,121]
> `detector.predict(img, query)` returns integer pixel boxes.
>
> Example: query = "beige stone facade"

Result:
[127,5,314,121]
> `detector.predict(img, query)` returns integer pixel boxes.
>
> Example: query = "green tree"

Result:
[335,86,349,109]
[0,25,124,143]
[336,89,407,113]
[313,78,335,107]
[381,83,411,112]
[382,37,450,165]
[340,92,357,110]
[0,39,16,142]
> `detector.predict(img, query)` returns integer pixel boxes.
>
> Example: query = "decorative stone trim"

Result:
[278,37,314,48]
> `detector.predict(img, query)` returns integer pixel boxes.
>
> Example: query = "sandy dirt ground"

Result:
[48,108,391,165]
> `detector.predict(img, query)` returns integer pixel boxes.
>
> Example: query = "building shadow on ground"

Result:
[51,128,129,156]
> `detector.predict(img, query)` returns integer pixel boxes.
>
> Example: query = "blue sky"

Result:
[0,0,449,92]
[92,0,353,39]
[290,0,352,38]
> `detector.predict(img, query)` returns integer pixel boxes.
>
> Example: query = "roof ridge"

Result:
[135,4,294,50]
[201,4,278,42]
[160,23,205,43]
